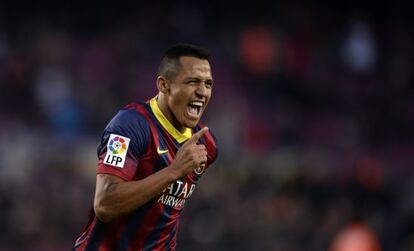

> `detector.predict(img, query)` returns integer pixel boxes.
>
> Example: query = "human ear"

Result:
[156,76,169,94]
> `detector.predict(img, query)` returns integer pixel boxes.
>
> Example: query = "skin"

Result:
[94,56,213,222]
[157,56,213,132]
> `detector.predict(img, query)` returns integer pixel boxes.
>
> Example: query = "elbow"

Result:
[94,200,115,223]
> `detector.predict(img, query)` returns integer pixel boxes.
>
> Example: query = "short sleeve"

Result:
[96,108,150,181]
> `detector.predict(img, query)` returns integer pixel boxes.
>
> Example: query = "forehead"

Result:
[177,56,212,78]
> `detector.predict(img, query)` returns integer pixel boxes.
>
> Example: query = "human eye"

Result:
[186,78,199,85]
[205,80,213,88]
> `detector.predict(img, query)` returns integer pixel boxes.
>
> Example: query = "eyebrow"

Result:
[184,77,214,82]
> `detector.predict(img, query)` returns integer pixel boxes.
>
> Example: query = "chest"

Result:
[134,136,210,182]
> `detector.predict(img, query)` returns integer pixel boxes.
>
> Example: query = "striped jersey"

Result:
[73,97,218,250]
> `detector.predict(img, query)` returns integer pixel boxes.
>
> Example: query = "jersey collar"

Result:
[149,97,192,143]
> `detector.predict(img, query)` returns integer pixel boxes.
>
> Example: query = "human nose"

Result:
[196,82,209,97]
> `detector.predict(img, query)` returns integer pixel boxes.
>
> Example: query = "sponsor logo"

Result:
[157,146,169,155]
[157,180,197,210]
[194,162,206,175]
[103,134,130,168]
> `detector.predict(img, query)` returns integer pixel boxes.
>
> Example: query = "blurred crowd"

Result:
[0,1,413,250]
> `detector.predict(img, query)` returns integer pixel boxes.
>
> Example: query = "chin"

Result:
[183,119,199,129]
[185,121,198,129]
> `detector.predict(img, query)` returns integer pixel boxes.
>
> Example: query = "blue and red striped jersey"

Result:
[73,98,218,251]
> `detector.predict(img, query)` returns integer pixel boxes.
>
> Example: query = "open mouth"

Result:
[187,101,204,118]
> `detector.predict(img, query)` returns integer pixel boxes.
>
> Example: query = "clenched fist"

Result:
[169,127,209,178]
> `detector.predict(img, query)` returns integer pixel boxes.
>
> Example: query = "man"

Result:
[73,44,218,250]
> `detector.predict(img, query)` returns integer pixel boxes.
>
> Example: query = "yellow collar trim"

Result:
[149,97,192,143]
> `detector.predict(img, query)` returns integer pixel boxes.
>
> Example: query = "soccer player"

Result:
[73,44,218,250]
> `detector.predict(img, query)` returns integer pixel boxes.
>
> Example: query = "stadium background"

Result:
[0,1,413,250]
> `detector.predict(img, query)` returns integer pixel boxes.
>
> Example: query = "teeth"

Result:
[189,101,203,107]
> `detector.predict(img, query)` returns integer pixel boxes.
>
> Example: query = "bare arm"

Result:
[94,169,179,222]
[94,127,209,222]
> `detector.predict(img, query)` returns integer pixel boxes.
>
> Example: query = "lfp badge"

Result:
[104,134,130,168]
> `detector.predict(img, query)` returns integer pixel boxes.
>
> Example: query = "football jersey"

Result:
[73,97,218,251]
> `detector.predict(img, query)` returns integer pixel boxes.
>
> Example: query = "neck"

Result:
[156,94,186,133]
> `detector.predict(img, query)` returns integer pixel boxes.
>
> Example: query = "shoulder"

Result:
[99,105,152,157]
[105,105,152,145]
[106,106,150,132]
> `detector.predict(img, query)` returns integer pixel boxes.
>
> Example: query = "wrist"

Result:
[165,165,182,181]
